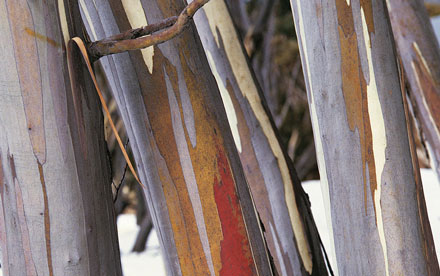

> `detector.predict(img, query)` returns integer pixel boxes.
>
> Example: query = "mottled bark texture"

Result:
[190,0,328,275]
[79,0,272,275]
[290,0,437,275]
[386,1,440,274]
[387,0,440,184]
[0,0,121,275]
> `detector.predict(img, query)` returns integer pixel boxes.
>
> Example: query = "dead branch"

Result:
[88,0,209,60]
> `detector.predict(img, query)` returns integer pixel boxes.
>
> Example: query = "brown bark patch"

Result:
[38,162,53,276]
[335,0,378,216]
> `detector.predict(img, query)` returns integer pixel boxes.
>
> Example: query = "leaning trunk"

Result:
[190,1,328,275]
[387,0,440,184]
[79,0,273,275]
[0,0,122,275]
[289,0,438,275]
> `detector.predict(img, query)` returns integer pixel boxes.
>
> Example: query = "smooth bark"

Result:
[0,0,121,275]
[290,0,437,275]
[190,1,328,275]
[79,0,272,275]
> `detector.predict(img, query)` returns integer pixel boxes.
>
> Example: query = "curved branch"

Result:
[88,0,209,60]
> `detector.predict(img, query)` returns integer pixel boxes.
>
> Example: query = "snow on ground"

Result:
[117,215,166,276]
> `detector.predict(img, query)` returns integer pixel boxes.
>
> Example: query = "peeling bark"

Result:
[0,1,122,275]
[190,1,329,275]
[290,0,436,275]
[79,0,272,275]
[387,0,440,187]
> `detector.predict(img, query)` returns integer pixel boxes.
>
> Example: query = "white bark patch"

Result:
[203,0,312,272]
[361,8,390,276]
[294,0,338,274]
[205,51,241,152]
[164,68,215,276]
[385,0,392,12]
[79,0,98,41]
[121,0,154,74]
[57,0,70,45]
[412,42,433,78]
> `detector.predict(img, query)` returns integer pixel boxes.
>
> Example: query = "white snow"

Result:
[117,215,166,276]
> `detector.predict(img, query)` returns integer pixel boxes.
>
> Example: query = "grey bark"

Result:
[290,0,437,275]
[0,0,122,275]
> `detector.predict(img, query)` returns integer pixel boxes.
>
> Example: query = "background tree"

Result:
[226,0,319,180]
[0,0,122,275]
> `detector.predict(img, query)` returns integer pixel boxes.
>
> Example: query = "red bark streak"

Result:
[213,146,253,276]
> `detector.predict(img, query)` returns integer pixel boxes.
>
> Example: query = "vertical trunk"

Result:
[387,0,440,183]
[79,0,272,275]
[190,1,328,275]
[0,0,121,275]
[289,0,437,275]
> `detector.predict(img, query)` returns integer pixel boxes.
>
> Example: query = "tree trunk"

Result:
[190,1,328,275]
[289,0,438,275]
[387,0,440,184]
[79,0,272,275]
[0,0,122,275]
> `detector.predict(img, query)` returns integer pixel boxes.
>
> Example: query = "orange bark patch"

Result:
[143,48,210,276]
[24,27,60,48]
[177,39,224,274]
[335,0,378,215]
